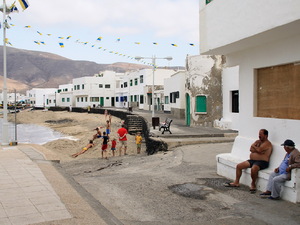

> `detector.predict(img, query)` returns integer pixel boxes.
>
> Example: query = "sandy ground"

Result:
[8,110,140,162]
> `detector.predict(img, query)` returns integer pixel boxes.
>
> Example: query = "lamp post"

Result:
[2,0,9,145]
[135,56,172,118]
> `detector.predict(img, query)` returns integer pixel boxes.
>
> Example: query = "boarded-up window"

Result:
[257,63,300,120]
[196,95,207,113]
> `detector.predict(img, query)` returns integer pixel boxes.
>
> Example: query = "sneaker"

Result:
[268,196,280,200]
[260,192,271,198]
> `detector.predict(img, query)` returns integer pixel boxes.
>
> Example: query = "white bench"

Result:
[217,153,300,203]
[216,135,300,203]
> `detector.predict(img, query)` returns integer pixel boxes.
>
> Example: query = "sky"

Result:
[2,0,199,67]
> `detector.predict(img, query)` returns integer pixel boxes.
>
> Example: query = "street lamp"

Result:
[135,55,172,128]
[2,0,9,145]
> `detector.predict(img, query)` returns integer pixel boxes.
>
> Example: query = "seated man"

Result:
[224,129,273,193]
[260,139,300,200]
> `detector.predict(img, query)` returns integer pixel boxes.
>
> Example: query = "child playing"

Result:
[135,132,142,154]
[101,132,109,159]
[92,127,102,140]
[72,140,94,158]
[105,120,111,137]
[111,138,117,157]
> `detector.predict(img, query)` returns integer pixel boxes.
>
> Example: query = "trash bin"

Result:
[152,117,160,129]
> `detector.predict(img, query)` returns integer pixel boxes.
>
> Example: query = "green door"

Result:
[100,97,104,106]
[186,94,190,126]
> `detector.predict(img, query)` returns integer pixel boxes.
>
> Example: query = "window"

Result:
[99,84,103,88]
[130,80,133,86]
[90,97,100,102]
[170,91,179,103]
[77,97,79,102]
[165,96,169,104]
[105,84,110,88]
[257,63,300,119]
[134,78,138,85]
[196,95,207,113]
[74,85,76,90]
[130,95,133,102]
[231,90,239,113]
[81,97,83,102]
[140,95,144,104]
[67,98,70,102]
[140,75,144,83]
[134,95,137,102]
[116,97,119,102]
[57,89,61,93]
[77,85,80,90]
[206,0,213,4]
[82,84,85,89]
[62,98,65,102]
[121,84,123,88]
[85,97,87,102]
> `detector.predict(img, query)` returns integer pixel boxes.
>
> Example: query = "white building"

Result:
[116,68,176,111]
[26,88,57,108]
[56,84,74,108]
[164,71,186,118]
[73,71,121,108]
[200,0,300,202]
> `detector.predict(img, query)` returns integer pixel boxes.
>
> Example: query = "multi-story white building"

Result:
[26,88,57,108]
[200,0,300,202]
[116,68,176,111]
[56,84,74,108]
[72,71,121,108]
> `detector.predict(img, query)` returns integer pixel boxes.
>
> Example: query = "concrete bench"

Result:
[217,152,300,203]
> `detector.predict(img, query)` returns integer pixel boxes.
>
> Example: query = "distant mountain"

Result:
[0,46,152,93]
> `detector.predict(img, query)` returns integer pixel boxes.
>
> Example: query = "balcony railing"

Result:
[206,0,213,4]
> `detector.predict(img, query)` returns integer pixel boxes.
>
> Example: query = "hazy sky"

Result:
[3,0,199,66]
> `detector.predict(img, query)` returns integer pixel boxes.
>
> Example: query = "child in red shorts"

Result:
[101,132,109,159]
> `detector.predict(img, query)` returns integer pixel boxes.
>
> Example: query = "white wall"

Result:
[215,66,239,130]
[200,0,300,54]
[164,71,186,111]
[229,34,300,168]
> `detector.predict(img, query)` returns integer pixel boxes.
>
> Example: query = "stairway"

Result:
[126,115,144,134]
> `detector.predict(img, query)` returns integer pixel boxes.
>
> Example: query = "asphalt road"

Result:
[58,142,300,225]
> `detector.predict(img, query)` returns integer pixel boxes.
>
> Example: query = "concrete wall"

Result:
[186,55,225,127]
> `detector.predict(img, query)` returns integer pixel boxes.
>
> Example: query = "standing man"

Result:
[260,139,300,200]
[224,129,273,193]
[117,124,128,156]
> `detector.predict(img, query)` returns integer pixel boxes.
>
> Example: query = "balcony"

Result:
[200,0,300,55]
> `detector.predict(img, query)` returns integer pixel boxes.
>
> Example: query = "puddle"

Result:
[0,118,76,145]
[168,182,214,200]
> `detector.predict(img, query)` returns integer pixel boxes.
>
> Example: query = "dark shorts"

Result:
[247,160,269,170]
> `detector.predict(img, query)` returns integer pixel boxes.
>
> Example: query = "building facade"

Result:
[200,0,300,201]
